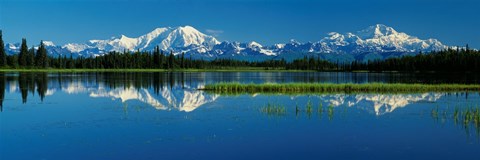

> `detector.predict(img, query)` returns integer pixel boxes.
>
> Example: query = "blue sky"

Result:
[1,0,479,48]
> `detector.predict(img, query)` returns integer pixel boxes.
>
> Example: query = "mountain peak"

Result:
[42,41,56,47]
[356,24,398,39]
[148,27,170,36]
[178,25,196,30]
[14,24,449,61]
[248,41,263,48]
[60,25,220,53]
[175,25,203,35]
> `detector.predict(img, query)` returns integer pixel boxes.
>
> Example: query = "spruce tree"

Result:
[35,41,48,68]
[160,50,165,69]
[0,30,6,67]
[27,47,35,67]
[181,52,185,68]
[68,53,74,69]
[153,46,160,68]
[168,50,174,69]
[18,38,28,67]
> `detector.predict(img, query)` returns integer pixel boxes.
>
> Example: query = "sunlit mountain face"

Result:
[0,72,467,116]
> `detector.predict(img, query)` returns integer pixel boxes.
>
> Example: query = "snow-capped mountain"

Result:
[6,41,71,56]
[266,24,447,61]
[317,24,446,53]
[64,26,220,56]
[4,24,452,61]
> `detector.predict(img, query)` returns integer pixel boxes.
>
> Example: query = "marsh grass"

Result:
[318,103,324,114]
[260,100,336,120]
[202,82,480,94]
[433,105,480,138]
[261,103,286,116]
[432,106,439,120]
[328,104,335,120]
[306,99,313,116]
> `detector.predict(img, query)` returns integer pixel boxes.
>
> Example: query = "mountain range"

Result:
[5,24,450,61]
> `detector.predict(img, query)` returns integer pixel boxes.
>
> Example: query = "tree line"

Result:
[0,34,338,70]
[1,32,478,72]
[343,46,480,72]
[0,31,49,68]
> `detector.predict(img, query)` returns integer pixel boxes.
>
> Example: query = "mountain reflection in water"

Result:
[0,72,477,115]
[1,72,480,160]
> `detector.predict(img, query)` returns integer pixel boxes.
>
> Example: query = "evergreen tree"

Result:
[181,52,185,68]
[18,38,28,67]
[160,50,165,69]
[68,53,74,69]
[0,30,6,67]
[35,41,48,68]
[7,55,18,67]
[153,46,160,68]
[168,50,174,69]
[27,47,35,67]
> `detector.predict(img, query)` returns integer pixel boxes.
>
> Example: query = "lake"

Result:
[1,72,479,160]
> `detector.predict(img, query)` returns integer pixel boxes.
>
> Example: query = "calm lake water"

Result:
[1,72,479,160]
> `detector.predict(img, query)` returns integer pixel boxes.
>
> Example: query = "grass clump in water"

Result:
[306,99,313,114]
[433,105,480,136]
[202,82,480,94]
[328,104,335,120]
[318,103,324,114]
[432,106,439,120]
[261,103,286,116]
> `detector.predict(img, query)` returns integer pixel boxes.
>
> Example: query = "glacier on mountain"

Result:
[4,24,452,61]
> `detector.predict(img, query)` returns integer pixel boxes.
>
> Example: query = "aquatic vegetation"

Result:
[261,103,286,115]
[454,106,460,121]
[202,82,480,94]
[317,103,324,114]
[432,105,480,138]
[260,100,337,120]
[431,106,439,120]
[328,104,335,120]
[306,99,313,114]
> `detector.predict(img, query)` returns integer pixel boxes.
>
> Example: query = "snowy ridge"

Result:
[5,24,454,61]
[64,26,220,56]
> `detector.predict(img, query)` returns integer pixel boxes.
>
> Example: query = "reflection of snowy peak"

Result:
[319,93,443,115]
[157,86,219,112]
[90,87,169,110]
[89,85,218,112]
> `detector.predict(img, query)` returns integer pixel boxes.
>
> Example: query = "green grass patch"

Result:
[201,82,480,94]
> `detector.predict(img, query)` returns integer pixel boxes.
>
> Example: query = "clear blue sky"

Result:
[1,0,479,48]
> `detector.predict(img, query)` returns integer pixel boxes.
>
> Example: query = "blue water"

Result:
[0,72,479,160]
